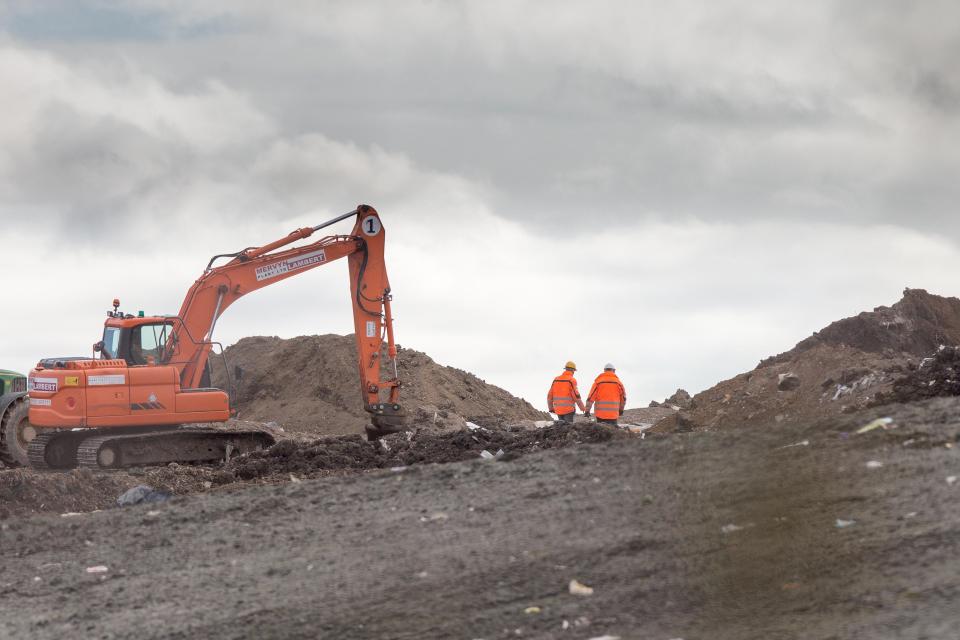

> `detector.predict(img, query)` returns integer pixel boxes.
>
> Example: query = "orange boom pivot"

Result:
[15,205,405,469]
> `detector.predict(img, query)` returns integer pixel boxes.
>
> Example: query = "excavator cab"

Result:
[97,318,174,367]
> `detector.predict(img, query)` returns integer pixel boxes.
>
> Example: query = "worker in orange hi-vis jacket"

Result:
[547,361,586,423]
[585,363,627,426]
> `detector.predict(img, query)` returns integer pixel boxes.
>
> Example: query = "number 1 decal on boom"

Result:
[362,216,382,236]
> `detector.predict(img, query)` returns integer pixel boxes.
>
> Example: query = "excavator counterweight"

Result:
[2,205,407,469]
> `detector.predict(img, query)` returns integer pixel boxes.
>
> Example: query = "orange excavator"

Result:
[1,205,406,469]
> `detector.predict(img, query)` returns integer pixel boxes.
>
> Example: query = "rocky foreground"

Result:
[2,397,959,639]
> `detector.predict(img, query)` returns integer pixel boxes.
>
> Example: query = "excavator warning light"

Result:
[138,310,145,318]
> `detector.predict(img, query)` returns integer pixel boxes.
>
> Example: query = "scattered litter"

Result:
[419,512,449,522]
[85,566,109,574]
[390,466,406,473]
[116,485,170,507]
[835,519,856,528]
[534,420,555,429]
[495,448,505,459]
[416,571,429,579]
[865,460,884,469]
[479,450,495,460]
[380,439,391,452]
[524,606,541,614]
[562,620,570,630]
[720,523,744,534]
[902,439,916,447]
[856,417,894,434]
[569,579,594,596]
[947,476,957,485]
[586,635,620,640]
[289,474,302,483]
[621,422,653,434]
[465,421,482,431]
[60,511,96,518]
[905,512,918,518]
[202,481,213,489]
[145,510,161,517]
[778,440,809,449]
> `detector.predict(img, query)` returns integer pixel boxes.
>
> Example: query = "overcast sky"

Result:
[2,1,959,412]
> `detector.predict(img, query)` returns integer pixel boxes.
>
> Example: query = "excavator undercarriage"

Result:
[27,427,275,470]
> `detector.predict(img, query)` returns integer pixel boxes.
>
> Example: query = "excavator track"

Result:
[27,430,92,470]
[76,429,275,469]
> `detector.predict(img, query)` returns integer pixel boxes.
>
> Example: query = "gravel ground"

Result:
[1,398,959,639]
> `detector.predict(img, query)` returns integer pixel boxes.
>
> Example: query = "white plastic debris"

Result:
[465,421,482,431]
[835,519,856,528]
[85,565,109,574]
[778,440,810,449]
[495,448,505,459]
[289,474,302,483]
[380,439,391,452]
[865,460,883,469]
[856,417,894,434]
[479,450,495,460]
[720,524,744,534]
[947,476,958,485]
[534,420,555,429]
[569,579,594,596]
[524,606,541,614]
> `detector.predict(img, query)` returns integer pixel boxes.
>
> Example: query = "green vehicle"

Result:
[0,369,29,467]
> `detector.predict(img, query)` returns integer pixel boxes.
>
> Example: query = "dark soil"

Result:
[874,346,960,405]
[228,422,629,480]
[2,397,960,639]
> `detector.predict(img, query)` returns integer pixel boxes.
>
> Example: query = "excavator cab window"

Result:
[101,327,121,360]
[129,323,172,366]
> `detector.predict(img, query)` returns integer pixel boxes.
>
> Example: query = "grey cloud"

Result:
[2,1,960,243]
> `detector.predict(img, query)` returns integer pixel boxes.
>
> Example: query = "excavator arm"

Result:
[166,204,405,438]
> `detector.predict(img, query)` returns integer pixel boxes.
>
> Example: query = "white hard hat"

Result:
[604,363,615,370]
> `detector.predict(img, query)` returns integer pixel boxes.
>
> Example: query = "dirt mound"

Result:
[874,346,960,405]
[674,289,960,431]
[762,288,960,366]
[228,422,630,481]
[212,335,547,436]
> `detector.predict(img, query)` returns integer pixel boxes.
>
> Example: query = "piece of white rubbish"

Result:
[720,524,743,534]
[856,417,894,434]
[835,519,856,528]
[865,460,883,469]
[85,566,109,574]
[465,422,481,430]
[947,476,958,485]
[479,450,495,460]
[569,579,594,596]
[778,440,810,449]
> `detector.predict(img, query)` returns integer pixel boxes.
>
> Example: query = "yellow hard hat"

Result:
[565,361,577,370]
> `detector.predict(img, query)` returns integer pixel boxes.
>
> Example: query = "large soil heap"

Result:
[211,335,546,436]
[672,289,960,430]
